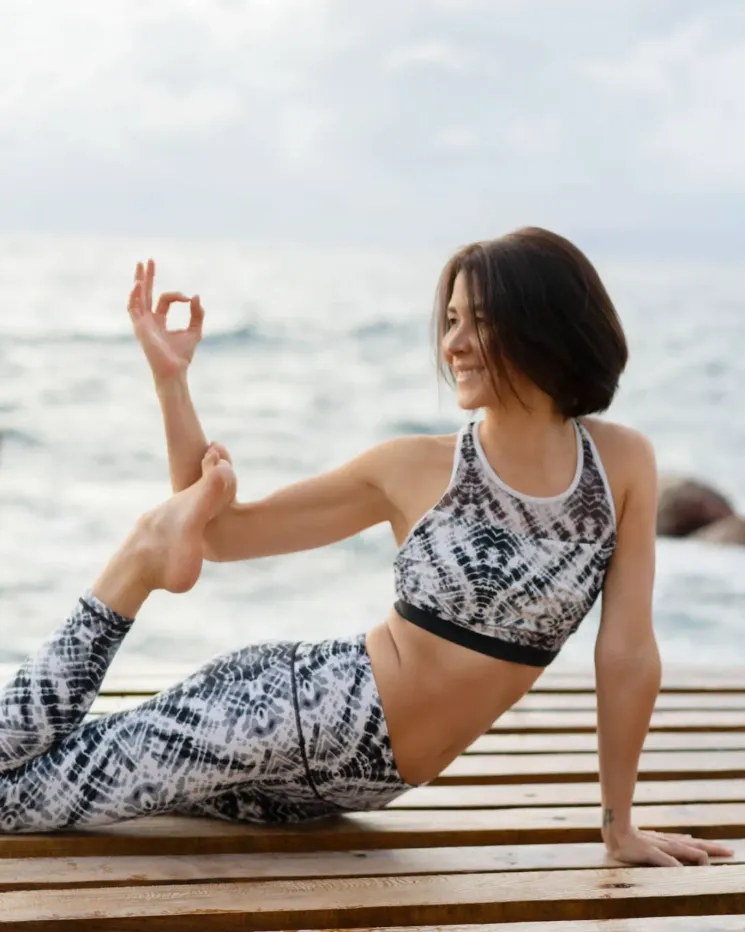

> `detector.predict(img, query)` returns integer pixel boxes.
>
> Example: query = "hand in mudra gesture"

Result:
[127,259,205,382]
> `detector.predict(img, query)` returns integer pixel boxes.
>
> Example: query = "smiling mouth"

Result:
[454,369,484,382]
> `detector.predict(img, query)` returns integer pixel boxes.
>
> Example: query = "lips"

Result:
[454,368,484,382]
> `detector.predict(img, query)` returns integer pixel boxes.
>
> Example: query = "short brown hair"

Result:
[434,227,628,418]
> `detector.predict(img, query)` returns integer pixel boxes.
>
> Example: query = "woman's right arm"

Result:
[128,260,211,493]
[128,260,407,561]
[202,441,403,562]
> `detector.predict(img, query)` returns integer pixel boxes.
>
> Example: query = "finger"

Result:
[134,261,144,284]
[646,848,682,868]
[706,842,736,857]
[658,833,734,858]
[685,839,734,858]
[207,442,232,463]
[669,843,709,866]
[145,259,155,312]
[202,448,221,470]
[189,295,205,334]
[127,282,143,319]
[154,292,191,318]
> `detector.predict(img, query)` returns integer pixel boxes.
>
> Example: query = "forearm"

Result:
[155,376,210,493]
[595,637,661,839]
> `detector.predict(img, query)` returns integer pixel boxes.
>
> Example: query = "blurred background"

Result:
[1,0,745,673]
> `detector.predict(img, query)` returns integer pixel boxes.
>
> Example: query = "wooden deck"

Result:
[1,663,745,929]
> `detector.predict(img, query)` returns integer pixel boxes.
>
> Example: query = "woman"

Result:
[0,228,730,868]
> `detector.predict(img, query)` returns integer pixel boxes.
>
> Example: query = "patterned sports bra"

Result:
[393,420,617,667]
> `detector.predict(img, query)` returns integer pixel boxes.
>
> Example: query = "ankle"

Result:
[90,525,157,618]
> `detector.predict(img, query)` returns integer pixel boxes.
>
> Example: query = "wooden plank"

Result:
[3,865,745,928]
[6,664,745,696]
[84,702,745,734]
[3,840,743,892]
[514,692,745,711]
[492,709,745,733]
[308,921,745,932]
[86,691,745,718]
[537,666,745,693]
[470,731,745,753]
[439,750,745,783]
[391,780,745,809]
[1,805,744,858]
[86,705,745,734]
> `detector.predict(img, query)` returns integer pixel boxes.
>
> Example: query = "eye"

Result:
[445,315,458,330]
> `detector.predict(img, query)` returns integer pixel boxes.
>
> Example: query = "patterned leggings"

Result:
[0,593,410,833]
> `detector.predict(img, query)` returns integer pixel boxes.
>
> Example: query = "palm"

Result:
[127,259,205,381]
[134,314,200,379]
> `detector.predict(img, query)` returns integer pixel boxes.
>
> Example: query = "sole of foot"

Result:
[135,450,237,594]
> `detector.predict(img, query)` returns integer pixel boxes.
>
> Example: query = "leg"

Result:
[0,595,133,774]
[0,640,317,833]
[0,448,235,776]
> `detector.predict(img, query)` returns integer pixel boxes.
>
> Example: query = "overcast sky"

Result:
[1,0,743,253]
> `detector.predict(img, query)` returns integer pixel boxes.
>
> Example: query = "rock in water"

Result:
[690,515,745,545]
[657,476,734,537]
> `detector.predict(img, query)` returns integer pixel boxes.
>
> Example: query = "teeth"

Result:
[455,369,483,381]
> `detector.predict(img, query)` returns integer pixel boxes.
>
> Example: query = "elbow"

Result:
[595,635,661,689]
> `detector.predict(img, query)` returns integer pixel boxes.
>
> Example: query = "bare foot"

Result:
[132,449,237,594]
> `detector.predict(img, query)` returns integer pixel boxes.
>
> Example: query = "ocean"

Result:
[2,234,745,675]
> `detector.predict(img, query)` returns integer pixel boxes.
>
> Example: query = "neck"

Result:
[479,398,574,459]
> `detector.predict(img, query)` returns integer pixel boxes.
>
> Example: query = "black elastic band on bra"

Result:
[394,600,558,667]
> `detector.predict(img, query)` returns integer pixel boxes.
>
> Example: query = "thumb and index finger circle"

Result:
[155,292,191,317]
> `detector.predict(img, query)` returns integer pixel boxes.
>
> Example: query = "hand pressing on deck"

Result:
[603,823,734,867]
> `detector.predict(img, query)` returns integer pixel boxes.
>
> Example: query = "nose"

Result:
[443,319,473,357]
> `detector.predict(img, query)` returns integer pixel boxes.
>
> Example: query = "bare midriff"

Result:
[365,608,543,786]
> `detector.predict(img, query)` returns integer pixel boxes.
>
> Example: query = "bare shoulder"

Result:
[579,417,656,520]
[580,417,654,464]
[367,431,458,481]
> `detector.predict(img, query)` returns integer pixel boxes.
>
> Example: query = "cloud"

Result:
[383,40,467,74]
[0,0,744,252]
[504,115,563,158]
[582,9,745,192]
[434,127,480,152]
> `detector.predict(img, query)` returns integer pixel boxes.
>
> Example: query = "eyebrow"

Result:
[446,303,485,314]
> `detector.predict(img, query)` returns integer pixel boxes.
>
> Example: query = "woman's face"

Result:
[441,271,497,410]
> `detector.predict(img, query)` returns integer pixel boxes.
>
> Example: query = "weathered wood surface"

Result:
[391,780,745,808]
[2,840,744,892]
[84,690,745,716]
[439,750,745,783]
[1,664,745,930]
[470,731,745,753]
[3,866,745,929]
[1,804,744,859]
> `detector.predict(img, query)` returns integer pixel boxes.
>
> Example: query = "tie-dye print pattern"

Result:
[0,600,408,833]
[394,421,617,663]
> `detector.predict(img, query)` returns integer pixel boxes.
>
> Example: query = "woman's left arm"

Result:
[594,427,733,866]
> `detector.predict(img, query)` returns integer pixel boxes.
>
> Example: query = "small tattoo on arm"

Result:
[603,808,614,828]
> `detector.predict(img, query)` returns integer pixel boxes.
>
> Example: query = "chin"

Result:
[455,388,488,411]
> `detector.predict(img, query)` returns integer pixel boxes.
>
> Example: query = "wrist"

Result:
[601,807,632,844]
[154,372,190,396]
